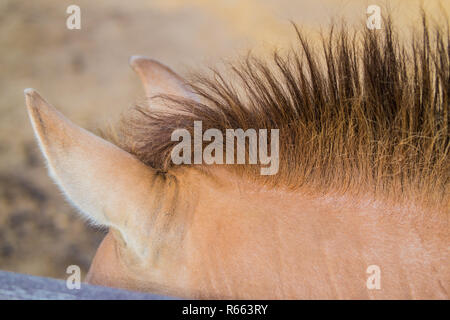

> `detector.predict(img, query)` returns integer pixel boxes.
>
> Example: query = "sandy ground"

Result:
[0,0,447,279]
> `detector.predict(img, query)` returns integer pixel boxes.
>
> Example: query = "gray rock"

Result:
[0,270,176,300]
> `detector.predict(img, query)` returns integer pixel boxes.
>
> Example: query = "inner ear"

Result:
[110,227,128,250]
[25,88,165,259]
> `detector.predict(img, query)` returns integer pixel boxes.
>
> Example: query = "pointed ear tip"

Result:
[24,88,39,109]
[24,88,47,111]
[24,88,36,96]
[24,88,38,102]
[129,55,151,68]
[128,55,166,71]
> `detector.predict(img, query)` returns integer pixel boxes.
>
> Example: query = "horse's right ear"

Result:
[129,56,196,104]
[24,88,163,258]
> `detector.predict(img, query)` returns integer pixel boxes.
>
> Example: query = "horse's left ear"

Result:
[24,88,165,258]
[129,56,196,102]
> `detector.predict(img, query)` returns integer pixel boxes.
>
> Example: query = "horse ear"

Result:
[129,56,196,106]
[24,88,162,256]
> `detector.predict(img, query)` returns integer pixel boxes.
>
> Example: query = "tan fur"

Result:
[25,16,449,299]
[86,167,449,299]
[25,86,448,299]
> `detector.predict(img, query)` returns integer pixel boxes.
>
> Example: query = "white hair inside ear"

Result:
[24,88,162,258]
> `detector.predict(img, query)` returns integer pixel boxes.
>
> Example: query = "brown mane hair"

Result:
[109,14,449,210]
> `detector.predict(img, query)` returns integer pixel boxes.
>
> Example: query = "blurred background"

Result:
[0,0,447,279]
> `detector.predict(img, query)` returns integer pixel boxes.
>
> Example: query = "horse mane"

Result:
[109,14,449,210]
